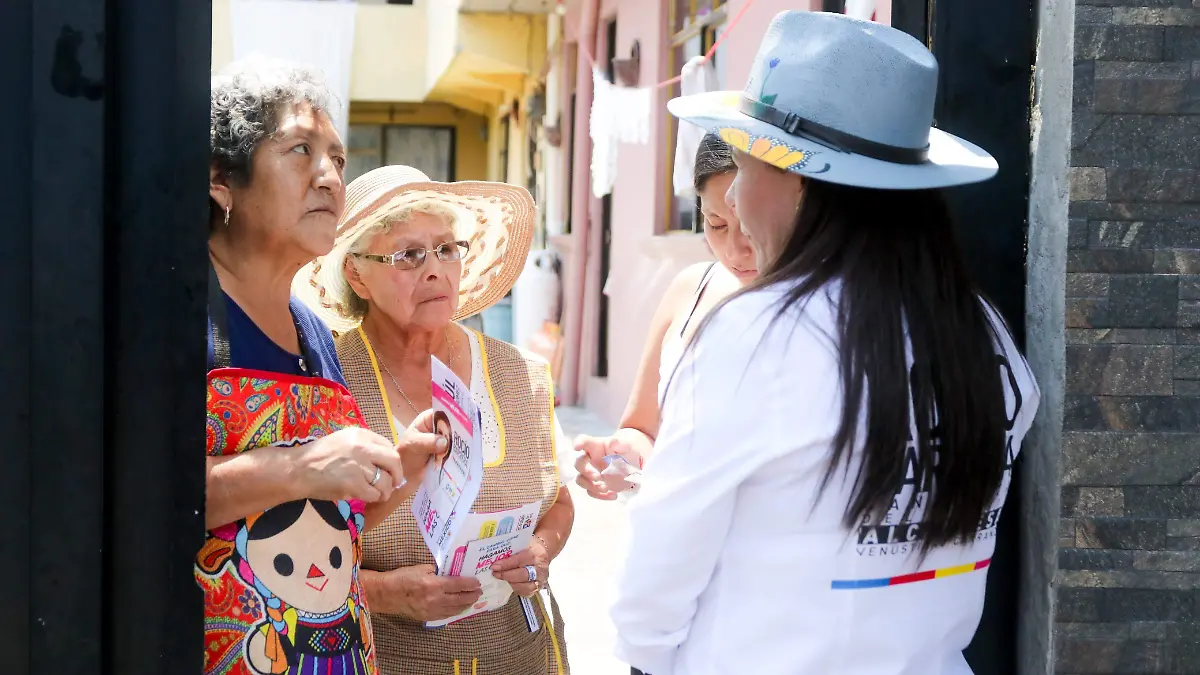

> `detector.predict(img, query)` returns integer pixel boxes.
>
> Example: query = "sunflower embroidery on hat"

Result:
[717,127,830,174]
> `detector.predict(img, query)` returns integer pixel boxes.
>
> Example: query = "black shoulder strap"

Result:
[209,262,231,369]
[679,262,719,338]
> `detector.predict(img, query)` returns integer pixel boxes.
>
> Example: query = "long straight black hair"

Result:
[687,178,1010,551]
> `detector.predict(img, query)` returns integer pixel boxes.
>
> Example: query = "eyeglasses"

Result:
[352,241,470,271]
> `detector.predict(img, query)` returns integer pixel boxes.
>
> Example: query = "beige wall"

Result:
[211,0,430,102]
[350,102,490,181]
[428,12,547,185]
[211,0,545,226]
[351,3,429,101]
[212,0,233,68]
[425,0,461,96]
[458,13,547,75]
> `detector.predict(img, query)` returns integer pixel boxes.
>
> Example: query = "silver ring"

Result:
[525,565,537,583]
[368,466,381,487]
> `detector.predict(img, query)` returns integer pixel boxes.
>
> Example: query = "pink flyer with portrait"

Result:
[411,355,484,568]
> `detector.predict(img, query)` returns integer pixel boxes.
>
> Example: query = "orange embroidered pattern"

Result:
[197,369,377,675]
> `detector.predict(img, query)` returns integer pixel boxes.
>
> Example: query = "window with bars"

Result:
[345,124,456,184]
[663,0,728,232]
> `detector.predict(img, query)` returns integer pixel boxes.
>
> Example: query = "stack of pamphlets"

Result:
[413,356,543,628]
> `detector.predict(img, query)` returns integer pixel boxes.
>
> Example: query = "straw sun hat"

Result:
[295,165,535,333]
[668,11,998,189]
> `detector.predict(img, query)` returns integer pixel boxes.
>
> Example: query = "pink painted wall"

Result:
[556,0,676,419]
[876,0,893,26]
[560,0,595,411]
[581,0,674,421]
[721,0,820,90]
[559,0,842,424]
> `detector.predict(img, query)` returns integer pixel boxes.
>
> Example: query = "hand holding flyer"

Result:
[411,356,484,568]
[427,501,544,628]
[412,357,546,628]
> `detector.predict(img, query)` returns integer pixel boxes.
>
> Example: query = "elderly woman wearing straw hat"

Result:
[200,58,446,675]
[296,165,574,675]
[611,11,1039,675]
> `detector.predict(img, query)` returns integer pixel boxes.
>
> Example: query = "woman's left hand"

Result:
[491,536,551,598]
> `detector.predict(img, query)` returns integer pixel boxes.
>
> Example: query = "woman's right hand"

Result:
[293,427,405,503]
[573,434,643,501]
[399,409,452,488]
[367,564,483,621]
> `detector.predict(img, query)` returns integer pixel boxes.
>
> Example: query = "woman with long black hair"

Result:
[610,12,1039,675]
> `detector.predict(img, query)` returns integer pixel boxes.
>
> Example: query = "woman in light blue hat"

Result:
[611,11,1039,675]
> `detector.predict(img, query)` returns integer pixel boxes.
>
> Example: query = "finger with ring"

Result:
[368,466,382,487]
[525,565,538,583]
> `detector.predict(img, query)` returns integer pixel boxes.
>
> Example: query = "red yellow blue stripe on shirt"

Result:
[831,558,991,590]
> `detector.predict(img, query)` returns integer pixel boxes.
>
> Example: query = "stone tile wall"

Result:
[1061,1,1200,672]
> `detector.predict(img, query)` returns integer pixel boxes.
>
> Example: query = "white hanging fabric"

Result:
[844,0,878,21]
[230,0,358,141]
[589,64,653,197]
[672,55,719,198]
[589,67,618,198]
[612,84,651,146]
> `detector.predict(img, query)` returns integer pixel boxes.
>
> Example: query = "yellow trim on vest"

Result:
[547,362,561,509]
[471,329,507,467]
[357,326,401,445]
[453,660,461,675]
[472,658,478,675]
[547,363,557,463]
[537,594,566,675]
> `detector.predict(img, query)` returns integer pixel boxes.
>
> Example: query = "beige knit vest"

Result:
[337,327,569,675]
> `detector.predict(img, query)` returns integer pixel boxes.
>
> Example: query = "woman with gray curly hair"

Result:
[198,56,445,675]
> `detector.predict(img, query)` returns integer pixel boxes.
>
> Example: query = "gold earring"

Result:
[224,207,231,227]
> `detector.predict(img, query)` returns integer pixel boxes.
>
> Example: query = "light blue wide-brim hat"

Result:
[668,11,998,190]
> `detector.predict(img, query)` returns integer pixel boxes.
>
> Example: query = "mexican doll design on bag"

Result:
[197,372,378,675]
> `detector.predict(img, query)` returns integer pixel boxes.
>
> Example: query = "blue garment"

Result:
[206,292,347,388]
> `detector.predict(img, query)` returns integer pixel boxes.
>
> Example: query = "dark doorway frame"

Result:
[566,93,578,235]
[0,0,210,672]
[500,114,513,183]
[892,1,1036,674]
[595,17,618,380]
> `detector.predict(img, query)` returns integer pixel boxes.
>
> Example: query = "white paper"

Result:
[411,356,484,569]
[427,530,531,627]
[230,0,357,140]
[426,501,544,628]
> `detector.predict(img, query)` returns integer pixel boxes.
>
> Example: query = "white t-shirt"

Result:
[611,283,1039,675]
[465,329,572,484]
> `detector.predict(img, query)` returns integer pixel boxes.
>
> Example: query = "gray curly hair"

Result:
[209,56,340,220]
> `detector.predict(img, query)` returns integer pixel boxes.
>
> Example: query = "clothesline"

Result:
[567,0,760,91]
